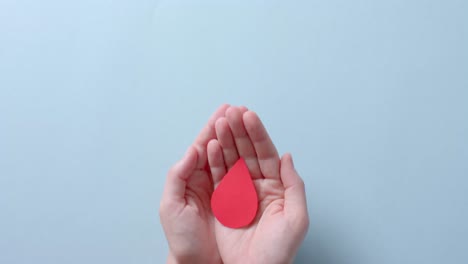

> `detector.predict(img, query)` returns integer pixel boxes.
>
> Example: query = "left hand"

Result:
[159,104,229,264]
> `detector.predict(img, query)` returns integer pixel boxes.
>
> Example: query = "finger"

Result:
[214,106,249,170]
[225,106,262,179]
[238,105,249,112]
[280,153,309,227]
[163,146,198,202]
[207,139,227,188]
[193,104,230,169]
[243,111,280,179]
[215,117,239,170]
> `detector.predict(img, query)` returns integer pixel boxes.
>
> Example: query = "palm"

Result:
[207,106,309,264]
[215,178,286,262]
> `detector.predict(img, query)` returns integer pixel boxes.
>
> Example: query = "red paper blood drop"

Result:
[211,158,258,228]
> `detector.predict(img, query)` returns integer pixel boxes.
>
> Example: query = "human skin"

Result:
[160,105,309,264]
[159,104,229,264]
[206,106,309,264]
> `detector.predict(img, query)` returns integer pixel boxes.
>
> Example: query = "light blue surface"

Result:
[1,0,467,263]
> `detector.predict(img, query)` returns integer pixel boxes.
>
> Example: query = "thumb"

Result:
[163,146,198,202]
[280,153,309,226]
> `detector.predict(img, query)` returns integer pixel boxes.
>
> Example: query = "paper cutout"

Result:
[211,158,258,228]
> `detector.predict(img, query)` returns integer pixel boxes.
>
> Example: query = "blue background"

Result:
[1,0,467,263]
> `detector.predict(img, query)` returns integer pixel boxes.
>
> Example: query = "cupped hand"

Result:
[159,104,229,264]
[207,106,310,264]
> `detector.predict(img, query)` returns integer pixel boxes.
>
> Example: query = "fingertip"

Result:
[242,109,255,119]
[281,153,308,221]
[168,146,198,185]
[243,109,256,117]
[183,145,198,168]
[228,105,236,110]
[207,139,223,166]
[280,152,302,187]
[225,105,236,117]
[207,139,227,187]
[225,107,246,135]
[280,153,288,170]
[227,105,248,117]
[239,105,249,113]
[194,104,230,158]
[217,104,230,117]
[289,153,295,167]
[243,110,271,144]
[283,152,294,166]
[215,117,229,138]
[215,117,227,130]
[242,110,263,129]
[207,138,220,154]
[207,104,230,126]
[217,103,230,114]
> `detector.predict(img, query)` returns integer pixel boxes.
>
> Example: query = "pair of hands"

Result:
[159,105,309,264]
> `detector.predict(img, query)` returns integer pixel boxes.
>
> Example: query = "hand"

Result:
[159,104,229,264]
[207,106,309,264]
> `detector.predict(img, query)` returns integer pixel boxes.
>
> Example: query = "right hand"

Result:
[207,106,310,264]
